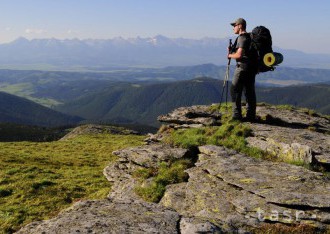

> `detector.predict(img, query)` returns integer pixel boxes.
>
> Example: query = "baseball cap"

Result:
[230,18,246,27]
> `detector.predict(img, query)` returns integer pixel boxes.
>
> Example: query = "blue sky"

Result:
[1,0,329,54]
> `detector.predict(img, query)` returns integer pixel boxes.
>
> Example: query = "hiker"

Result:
[227,18,257,122]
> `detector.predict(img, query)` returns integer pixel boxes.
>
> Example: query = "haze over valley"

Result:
[0,64,329,131]
[1,36,330,70]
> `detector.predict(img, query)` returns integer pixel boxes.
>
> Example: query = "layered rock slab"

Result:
[16,199,180,234]
[157,105,221,128]
[161,145,330,230]
[247,105,330,168]
[104,144,192,201]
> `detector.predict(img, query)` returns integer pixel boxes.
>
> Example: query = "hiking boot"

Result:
[243,116,259,123]
[231,115,242,122]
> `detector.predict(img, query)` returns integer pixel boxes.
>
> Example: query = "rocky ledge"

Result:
[60,124,139,141]
[17,104,330,233]
[157,104,330,169]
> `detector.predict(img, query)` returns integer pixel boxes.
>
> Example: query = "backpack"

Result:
[249,26,283,73]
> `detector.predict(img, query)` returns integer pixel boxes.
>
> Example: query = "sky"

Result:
[0,0,329,54]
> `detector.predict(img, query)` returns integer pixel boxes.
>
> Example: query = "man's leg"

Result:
[245,73,256,120]
[231,68,244,120]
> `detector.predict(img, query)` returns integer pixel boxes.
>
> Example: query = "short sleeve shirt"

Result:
[235,33,250,64]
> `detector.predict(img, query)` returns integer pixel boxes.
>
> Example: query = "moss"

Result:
[134,159,194,203]
[287,176,302,181]
[132,168,156,181]
[276,105,295,111]
[307,126,317,132]
[239,178,256,184]
[300,108,319,117]
[252,223,322,234]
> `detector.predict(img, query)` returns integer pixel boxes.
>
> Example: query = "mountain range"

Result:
[1,36,330,69]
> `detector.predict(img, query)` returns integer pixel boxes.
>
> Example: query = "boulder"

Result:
[157,105,221,127]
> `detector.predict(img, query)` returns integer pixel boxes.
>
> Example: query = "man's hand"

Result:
[228,48,243,60]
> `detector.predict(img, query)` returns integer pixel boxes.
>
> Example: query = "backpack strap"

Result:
[230,37,238,54]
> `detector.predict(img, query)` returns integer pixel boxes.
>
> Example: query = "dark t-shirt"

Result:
[235,33,250,64]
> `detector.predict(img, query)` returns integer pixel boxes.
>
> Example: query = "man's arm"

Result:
[228,47,243,60]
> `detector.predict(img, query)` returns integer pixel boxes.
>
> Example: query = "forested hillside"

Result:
[56,78,330,127]
[257,84,330,113]
[0,91,82,127]
[56,78,221,126]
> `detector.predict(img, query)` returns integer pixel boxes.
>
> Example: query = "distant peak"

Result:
[12,37,30,43]
[153,35,169,39]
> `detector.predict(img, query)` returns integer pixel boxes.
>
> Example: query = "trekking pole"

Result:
[219,39,232,109]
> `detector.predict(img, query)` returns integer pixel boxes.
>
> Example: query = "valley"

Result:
[0,65,329,130]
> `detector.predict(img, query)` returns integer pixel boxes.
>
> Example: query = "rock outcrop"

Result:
[157,105,222,129]
[162,145,330,231]
[17,199,180,234]
[158,104,330,169]
[246,105,330,169]
[17,104,330,233]
[60,124,139,141]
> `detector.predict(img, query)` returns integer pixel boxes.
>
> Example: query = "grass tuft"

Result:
[164,121,264,160]
[134,159,193,203]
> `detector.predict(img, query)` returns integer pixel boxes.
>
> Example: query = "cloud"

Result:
[25,28,47,34]
[5,27,11,31]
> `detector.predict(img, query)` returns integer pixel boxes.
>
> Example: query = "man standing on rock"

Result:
[227,18,257,122]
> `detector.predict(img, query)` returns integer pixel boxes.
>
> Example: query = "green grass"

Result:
[164,123,264,159]
[162,103,330,173]
[0,133,145,233]
[0,82,61,108]
[162,103,265,159]
[276,104,295,111]
[134,159,194,203]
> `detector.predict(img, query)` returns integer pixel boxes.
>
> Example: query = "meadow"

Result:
[0,133,145,233]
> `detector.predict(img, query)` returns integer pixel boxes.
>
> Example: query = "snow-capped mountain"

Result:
[0,35,329,69]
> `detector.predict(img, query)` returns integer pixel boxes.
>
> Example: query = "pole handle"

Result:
[227,39,232,65]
